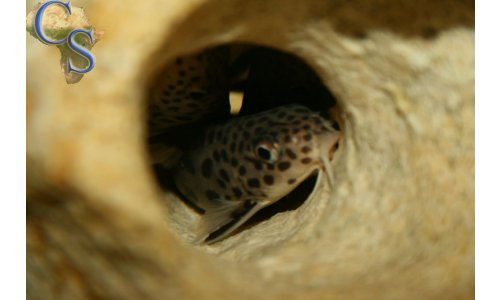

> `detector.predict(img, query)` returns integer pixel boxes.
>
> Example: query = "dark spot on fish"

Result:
[219,169,230,182]
[217,179,226,189]
[301,157,312,164]
[263,175,274,185]
[284,135,292,143]
[278,161,291,171]
[238,141,245,153]
[201,158,213,178]
[230,158,238,167]
[285,148,297,160]
[303,134,312,141]
[303,124,311,130]
[288,178,296,185]
[221,149,229,162]
[206,190,219,200]
[230,142,236,153]
[248,178,260,188]
[238,166,247,176]
[302,146,312,154]
[232,188,243,198]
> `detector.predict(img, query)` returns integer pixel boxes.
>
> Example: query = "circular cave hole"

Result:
[146,44,343,245]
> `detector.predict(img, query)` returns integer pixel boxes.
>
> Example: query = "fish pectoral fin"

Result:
[204,201,268,244]
[194,199,241,244]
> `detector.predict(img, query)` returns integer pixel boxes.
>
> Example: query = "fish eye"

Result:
[255,140,281,163]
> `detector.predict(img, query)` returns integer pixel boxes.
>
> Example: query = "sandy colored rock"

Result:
[27,0,474,299]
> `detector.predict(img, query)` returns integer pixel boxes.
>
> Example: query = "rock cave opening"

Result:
[145,44,343,245]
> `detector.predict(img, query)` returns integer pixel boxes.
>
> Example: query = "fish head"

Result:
[234,104,341,203]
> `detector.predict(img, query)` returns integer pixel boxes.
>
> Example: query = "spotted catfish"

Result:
[147,47,231,137]
[173,104,341,244]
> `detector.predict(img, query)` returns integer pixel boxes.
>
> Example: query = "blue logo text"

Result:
[34,0,96,74]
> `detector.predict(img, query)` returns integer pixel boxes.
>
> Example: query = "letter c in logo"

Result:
[34,0,72,45]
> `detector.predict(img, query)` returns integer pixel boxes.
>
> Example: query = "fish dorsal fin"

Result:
[204,201,268,244]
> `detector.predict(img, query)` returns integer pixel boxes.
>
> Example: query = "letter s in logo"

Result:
[66,29,96,74]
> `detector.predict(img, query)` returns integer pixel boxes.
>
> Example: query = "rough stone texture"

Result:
[27,0,474,299]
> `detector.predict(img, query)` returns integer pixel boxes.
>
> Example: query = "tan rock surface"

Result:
[27,0,474,299]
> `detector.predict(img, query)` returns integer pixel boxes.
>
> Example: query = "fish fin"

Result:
[320,155,335,192]
[193,199,241,244]
[204,201,268,244]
